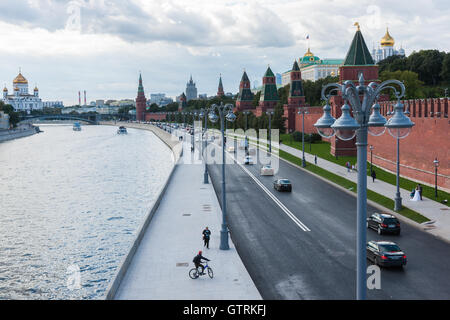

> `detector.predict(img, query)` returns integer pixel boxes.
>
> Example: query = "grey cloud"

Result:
[0,0,295,48]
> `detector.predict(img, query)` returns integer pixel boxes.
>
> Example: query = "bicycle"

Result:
[189,262,213,279]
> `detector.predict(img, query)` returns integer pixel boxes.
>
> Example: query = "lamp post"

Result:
[243,111,250,131]
[191,111,197,151]
[266,111,274,153]
[298,106,309,167]
[314,73,414,300]
[199,109,209,184]
[369,145,374,174]
[208,102,236,250]
[434,158,439,199]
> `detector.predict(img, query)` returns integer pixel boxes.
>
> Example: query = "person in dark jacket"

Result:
[371,170,376,182]
[418,184,423,200]
[202,227,211,249]
[193,251,210,275]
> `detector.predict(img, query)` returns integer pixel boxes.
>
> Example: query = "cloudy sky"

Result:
[1,0,449,105]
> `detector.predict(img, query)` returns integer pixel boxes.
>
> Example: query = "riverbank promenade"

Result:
[114,135,261,300]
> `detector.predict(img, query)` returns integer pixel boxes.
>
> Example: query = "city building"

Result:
[198,93,208,100]
[282,48,343,84]
[109,99,135,107]
[2,71,43,112]
[371,28,405,63]
[0,111,10,129]
[149,93,173,107]
[43,101,64,108]
[185,75,198,101]
[276,73,282,85]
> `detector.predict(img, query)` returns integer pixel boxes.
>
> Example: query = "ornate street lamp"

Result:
[266,111,274,153]
[243,111,251,131]
[298,106,309,167]
[314,73,414,300]
[199,108,209,182]
[434,158,439,199]
[369,145,374,174]
[385,100,415,211]
[208,102,236,250]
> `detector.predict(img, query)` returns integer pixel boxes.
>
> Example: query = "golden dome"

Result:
[3,87,7,92]
[34,86,38,91]
[14,86,19,91]
[304,47,314,57]
[381,28,395,47]
[13,72,28,84]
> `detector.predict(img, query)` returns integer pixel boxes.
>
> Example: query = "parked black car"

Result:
[367,212,401,235]
[366,241,407,268]
[273,179,292,192]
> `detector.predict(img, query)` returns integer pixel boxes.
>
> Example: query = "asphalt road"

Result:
[206,142,450,300]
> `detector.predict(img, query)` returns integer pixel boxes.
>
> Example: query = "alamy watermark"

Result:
[66,264,81,290]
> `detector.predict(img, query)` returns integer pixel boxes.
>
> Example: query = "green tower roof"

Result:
[241,71,250,82]
[343,30,375,66]
[264,66,275,77]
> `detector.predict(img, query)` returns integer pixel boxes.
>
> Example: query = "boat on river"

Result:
[73,122,81,131]
[117,126,127,134]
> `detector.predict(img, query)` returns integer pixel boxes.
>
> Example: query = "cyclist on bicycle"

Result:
[193,250,210,275]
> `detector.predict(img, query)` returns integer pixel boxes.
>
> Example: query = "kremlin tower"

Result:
[217,74,224,97]
[283,60,306,132]
[178,92,187,112]
[330,23,383,156]
[256,66,279,116]
[135,73,147,121]
[235,70,254,112]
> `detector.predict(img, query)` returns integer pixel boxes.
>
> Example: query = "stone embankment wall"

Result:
[100,121,182,299]
[0,124,37,143]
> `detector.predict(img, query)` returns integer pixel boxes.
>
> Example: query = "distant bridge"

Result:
[20,114,99,124]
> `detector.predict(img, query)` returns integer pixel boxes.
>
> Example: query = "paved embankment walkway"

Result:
[280,143,450,242]
[110,125,261,299]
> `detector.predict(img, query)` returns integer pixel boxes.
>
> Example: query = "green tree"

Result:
[406,50,445,86]
[379,70,424,99]
[0,101,20,127]
[440,52,450,84]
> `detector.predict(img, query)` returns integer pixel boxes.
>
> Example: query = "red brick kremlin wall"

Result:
[296,98,449,191]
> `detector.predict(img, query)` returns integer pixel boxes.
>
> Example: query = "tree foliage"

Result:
[378,49,448,87]
[0,101,19,127]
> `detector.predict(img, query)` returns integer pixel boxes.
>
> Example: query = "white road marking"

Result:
[214,140,311,232]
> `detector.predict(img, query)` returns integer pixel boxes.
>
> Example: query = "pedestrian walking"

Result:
[314,155,317,165]
[371,170,376,182]
[418,184,423,200]
[346,161,351,172]
[202,227,211,249]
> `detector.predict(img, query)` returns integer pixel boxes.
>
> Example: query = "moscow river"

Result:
[0,124,174,299]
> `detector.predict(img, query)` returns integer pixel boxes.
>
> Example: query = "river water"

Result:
[0,124,174,299]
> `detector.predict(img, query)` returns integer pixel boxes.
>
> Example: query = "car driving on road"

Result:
[367,212,401,235]
[366,240,407,268]
[244,156,253,165]
[260,165,274,176]
[273,179,292,192]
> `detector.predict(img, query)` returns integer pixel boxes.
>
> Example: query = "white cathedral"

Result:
[372,28,405,63]
[2,71,43,112]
